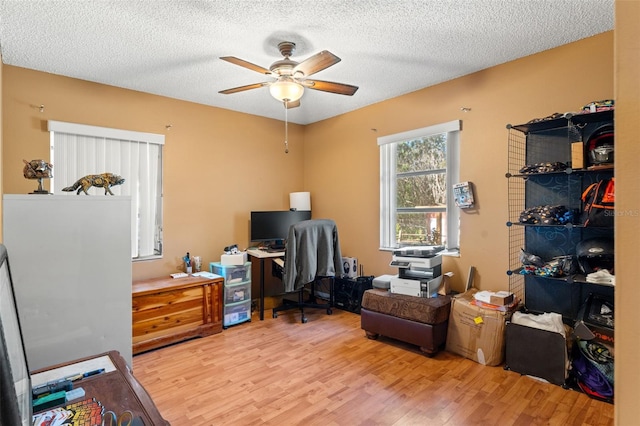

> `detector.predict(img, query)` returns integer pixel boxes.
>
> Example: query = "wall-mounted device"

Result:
[453,181,475,209]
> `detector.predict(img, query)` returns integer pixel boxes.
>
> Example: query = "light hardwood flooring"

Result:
[132,307,614,426]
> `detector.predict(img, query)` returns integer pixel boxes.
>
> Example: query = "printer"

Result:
[389,246,444,298]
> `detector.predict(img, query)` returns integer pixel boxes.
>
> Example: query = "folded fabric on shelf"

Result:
[586,269,615,285]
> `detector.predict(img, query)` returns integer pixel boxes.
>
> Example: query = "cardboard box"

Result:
[221,252,248,266]
[446,289,512,366]
[341,257,358,278]
[474,290,514,306]
[490,291,514,306]
[261,296,283,311]
[571,141,585,169]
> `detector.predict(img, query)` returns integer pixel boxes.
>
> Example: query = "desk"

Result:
[247,249,284,320]
[31,350,169,424]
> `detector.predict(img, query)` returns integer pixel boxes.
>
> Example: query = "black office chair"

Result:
[272,219,343,323]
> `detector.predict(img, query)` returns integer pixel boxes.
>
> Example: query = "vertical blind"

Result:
[48,120,164,258]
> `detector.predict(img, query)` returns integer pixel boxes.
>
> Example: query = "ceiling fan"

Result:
[218,41,359,109]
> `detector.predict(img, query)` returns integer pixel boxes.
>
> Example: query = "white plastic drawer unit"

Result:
[224,300,251,327]
[224,281,251,304]
[210,262,251,284]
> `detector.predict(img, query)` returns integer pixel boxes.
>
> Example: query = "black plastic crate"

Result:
[334,276,373,314]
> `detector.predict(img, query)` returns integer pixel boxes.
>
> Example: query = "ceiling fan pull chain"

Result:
[284,101,289,154]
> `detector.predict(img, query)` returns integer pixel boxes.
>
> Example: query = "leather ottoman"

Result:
[360,288,452,356]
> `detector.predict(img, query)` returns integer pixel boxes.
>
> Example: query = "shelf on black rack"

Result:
[507,270,615,288]
[506,221,582,228]
[508,110,614,134]
[506,168,614,179]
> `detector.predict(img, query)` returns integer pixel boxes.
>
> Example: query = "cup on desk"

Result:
[193,256,202,272]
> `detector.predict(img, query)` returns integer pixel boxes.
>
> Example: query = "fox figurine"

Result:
[62,173,125,195]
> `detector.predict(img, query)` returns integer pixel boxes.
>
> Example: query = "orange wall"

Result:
[1,67,305,280]
[614,0,639,422]
[1,33,613,289]
[305,32,614,292]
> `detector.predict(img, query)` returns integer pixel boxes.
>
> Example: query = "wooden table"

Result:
[132,274,223,354]
[31,350,169,425]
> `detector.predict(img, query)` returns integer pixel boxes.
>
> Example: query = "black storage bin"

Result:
[334,276,373,314]
[505,322,568,387]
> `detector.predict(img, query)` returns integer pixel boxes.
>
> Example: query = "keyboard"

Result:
[265,247,285,253]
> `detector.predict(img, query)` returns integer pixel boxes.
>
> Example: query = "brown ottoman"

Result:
[361,288,452,356]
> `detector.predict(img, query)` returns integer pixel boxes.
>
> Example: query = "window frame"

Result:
[48,120,164,261]
[378,120,461,252]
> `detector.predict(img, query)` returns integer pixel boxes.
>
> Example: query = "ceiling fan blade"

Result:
[293,50,341,77]
[220,56,272,75]
[304,79,359,96]
[285,99,301,109]
[218,82,269,94]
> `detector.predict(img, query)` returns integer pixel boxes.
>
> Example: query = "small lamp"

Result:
[270,77,304,102]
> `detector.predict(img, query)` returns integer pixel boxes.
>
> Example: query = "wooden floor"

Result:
[132,308,614,426]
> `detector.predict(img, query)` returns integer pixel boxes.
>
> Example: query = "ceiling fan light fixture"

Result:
[270,78,304,103]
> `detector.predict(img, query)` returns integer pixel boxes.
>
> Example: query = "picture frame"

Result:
[0,244,32,426]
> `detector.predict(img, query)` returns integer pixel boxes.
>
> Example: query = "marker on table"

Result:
[66,368,105,382]
[83,368,105,378]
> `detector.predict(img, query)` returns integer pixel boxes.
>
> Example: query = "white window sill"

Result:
[133,254,163,262]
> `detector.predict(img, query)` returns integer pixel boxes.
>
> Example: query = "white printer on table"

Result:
[389,246,443,298]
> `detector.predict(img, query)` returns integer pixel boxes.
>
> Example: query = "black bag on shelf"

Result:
[581,178,614,227]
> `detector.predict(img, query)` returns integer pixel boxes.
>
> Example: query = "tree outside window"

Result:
[378,120,460,251]
[396,134,447,247]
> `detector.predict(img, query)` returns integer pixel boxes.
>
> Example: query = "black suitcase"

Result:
[504,322,568,387]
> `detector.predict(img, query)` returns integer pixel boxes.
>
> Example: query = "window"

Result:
[379,120,461,251]
[48,121,164,260]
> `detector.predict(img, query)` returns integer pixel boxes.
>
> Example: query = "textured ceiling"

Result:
[0,0,614,125]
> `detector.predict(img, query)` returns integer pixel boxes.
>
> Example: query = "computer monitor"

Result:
[0,244,32,426]
[250,210,312,248]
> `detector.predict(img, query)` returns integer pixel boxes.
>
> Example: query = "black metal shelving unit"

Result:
[506,110,614,323]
